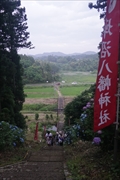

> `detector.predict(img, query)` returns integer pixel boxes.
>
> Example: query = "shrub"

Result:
[45,114,49,120]
[50,114,53,120]
[35,113,39,120]
[0,121,25,151]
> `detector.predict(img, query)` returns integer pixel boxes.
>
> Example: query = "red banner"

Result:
[94,0,120,132]
[34,122,39,140]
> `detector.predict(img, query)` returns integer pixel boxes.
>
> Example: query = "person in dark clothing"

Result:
[58,131,64,146]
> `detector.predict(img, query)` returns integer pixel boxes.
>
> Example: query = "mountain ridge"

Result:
[33,51,97,58]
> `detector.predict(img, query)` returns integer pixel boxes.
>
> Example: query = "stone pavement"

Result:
[0,145,66,180]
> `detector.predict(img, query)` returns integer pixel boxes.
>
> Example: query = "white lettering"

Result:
[101,41,111,58]
[97,75,111,92]
[98,110,110,126]
[98,92,111,109]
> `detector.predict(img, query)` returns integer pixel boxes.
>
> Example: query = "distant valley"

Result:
[20,51,99,84]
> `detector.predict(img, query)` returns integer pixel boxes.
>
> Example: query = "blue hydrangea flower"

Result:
[81,114,84,117]
[13,142,16,147]
[14,126,18,129]
[9,125,12,128]
[77,125,80,129]
[20,138,24,143]
[19,129,23,132]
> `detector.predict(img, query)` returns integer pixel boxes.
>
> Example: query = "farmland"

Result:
[24,71,96,99]
[60,84,90,96]
[60,71,96,84]
[24,86,58,98]
[23,71,96,141]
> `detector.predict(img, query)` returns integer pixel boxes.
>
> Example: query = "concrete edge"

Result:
[64,163,73,180]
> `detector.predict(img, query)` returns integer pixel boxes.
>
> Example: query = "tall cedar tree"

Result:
[88,0,107,19]
[88,0,107,54]
[0,0,33,128]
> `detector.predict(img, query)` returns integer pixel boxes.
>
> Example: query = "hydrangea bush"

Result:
[79,99,95,141]
[0,121,25,151]
[80,101,116,151]
[63,123,81,144]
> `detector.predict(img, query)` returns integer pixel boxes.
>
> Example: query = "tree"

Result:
[20,55,61,84]
[88,0,107,19]
[0,0,33,129]
[0,0,33,51]
[20,55,35,68]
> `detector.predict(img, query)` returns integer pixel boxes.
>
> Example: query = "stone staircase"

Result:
[0,145,66,180]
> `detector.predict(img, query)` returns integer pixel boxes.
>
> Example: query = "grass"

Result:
[23,103,57,111]
[64,140,120,180]
[0,147,27,167]
[60,71,97,84]
[24,86,57,98]
[0,141,46,167]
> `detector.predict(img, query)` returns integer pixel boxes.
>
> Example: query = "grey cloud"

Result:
[20,0,103,54]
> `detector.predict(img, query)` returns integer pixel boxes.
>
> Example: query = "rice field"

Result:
[60,84,90,96]
[24,71,96,98]
[24,86,58,98]
[24,84,90,98]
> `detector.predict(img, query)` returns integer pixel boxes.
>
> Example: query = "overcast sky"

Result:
[19,0,104,55]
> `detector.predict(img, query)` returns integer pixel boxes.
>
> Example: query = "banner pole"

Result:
[114,83,120,162]
[114,28,120,161]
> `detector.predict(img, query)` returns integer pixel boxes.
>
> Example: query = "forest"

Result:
[20,53,99,84]
[20,54,60,84]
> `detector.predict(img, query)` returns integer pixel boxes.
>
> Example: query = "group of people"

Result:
[45,131,66,146]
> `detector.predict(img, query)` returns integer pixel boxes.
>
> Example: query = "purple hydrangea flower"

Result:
[86,104,91,108]
[93,137,101,145]
[87,102,90,105]
[83,106,87,110]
